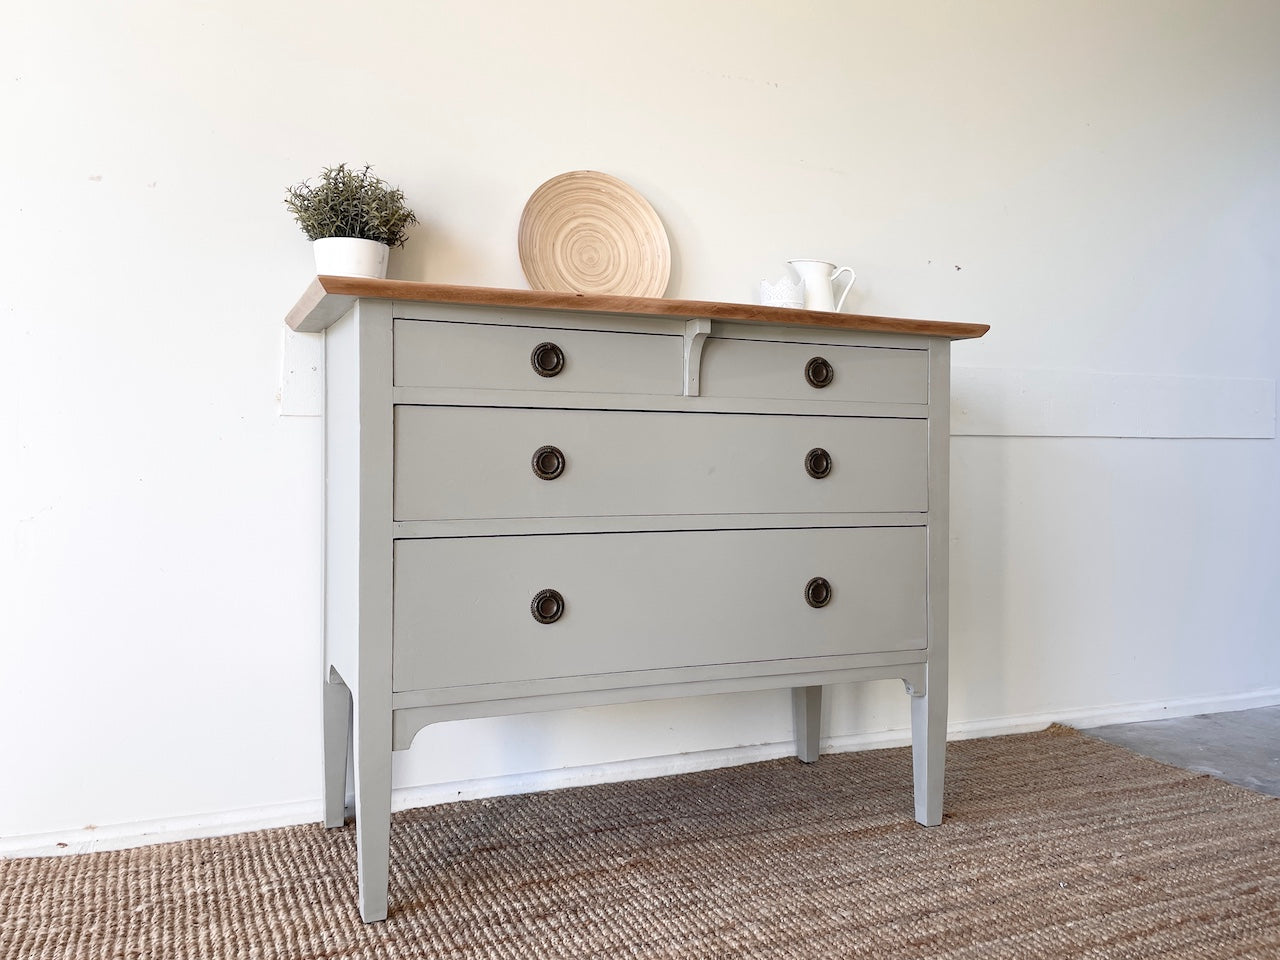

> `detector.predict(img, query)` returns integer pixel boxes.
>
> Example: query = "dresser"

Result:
[285,277,988,922]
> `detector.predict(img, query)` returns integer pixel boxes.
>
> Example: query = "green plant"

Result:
[284,163,418,247]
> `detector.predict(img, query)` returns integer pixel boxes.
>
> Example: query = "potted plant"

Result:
[285,163,418,278]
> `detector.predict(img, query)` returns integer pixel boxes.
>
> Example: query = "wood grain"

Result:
[284,276,990,340]
[518,170,671,298]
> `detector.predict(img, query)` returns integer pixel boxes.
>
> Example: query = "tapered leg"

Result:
[791,685,822,763]
[353,702,393,923]
[909,669,947,826]
[322,671,353,828]
[914,338,950,827]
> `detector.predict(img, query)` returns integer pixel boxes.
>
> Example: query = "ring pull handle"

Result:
[531,341,565,378]
[805,447,832,479]
[531,445,565,481]
[531,588,565,624]
[805,356,834,389]
[805,577,832,609]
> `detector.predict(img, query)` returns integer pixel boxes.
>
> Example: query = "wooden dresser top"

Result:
[285,275,990,340]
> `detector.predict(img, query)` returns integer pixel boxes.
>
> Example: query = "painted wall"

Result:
[3,0,1278,847]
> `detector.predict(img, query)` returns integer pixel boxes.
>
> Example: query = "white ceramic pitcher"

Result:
[787,259,856,312]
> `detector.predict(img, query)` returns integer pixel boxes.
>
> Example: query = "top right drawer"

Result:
[699,337,928,405]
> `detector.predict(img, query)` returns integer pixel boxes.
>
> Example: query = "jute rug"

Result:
[3,725,1278,959]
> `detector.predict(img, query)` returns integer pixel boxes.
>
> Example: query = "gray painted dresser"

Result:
[285,277,988,922]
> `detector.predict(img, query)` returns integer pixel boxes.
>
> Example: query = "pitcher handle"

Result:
[831,266,857,312]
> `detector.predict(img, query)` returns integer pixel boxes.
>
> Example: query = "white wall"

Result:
[3,0,1279,848]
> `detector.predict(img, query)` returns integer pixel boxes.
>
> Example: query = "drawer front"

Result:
[393,526,927,691]
[394,318,683,395]
[394,406,928,521]
[700,337,928,405]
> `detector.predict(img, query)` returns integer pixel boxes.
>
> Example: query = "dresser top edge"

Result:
[284,276,990,340]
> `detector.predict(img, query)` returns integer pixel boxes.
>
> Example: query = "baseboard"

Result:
[6,686,1278,859]
[942,686,1280,741]
[0,800,326,859]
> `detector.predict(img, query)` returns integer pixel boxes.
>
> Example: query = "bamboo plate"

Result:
[519,171,671,298]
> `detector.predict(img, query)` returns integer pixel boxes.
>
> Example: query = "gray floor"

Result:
[1082,705,1280,798]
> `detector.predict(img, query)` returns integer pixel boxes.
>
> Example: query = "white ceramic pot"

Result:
[313,237,390,279]
[759,275,805,309]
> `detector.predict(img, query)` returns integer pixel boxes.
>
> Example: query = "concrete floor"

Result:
[1082,705,1280,798]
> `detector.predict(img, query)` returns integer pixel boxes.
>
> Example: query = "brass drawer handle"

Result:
[805,356,834,389]
[805,447,832,479]
[805,577,832,609]
[531,588,565,624]
[531,445,565,480]
[531,341,565,378]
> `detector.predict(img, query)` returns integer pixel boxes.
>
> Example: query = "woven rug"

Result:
[3,725,1278,959]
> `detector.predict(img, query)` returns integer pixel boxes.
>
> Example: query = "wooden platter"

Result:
[518,171,671,298]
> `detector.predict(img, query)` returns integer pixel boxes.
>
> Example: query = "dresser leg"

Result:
[791,685,822,763]
[353,709,393,923]
[322,671,352,829]
[909,675,946,826]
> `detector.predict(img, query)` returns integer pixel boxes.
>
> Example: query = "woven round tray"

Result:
[518,171,671,298]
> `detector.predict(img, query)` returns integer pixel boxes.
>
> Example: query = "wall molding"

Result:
[951,367,1276,439]
[6,685,1279,859]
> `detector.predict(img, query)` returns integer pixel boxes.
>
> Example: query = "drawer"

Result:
[394,406,928,521]
[393,526,927,691]
[393,318,683,395]
[699,337,928,405]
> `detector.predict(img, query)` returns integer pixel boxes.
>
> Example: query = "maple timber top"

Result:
[284,276,990,340]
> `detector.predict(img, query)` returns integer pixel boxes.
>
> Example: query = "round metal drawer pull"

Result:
[805,356,834,389]
[531,588,565,624]
[531,445,565,480]
[805,447,832,479]
[531,341,565,378]
[805,577,832,609]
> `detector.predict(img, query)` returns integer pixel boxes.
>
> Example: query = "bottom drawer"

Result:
[393,527,926,692]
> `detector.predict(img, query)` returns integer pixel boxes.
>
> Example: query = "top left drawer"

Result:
[393,319,684,395]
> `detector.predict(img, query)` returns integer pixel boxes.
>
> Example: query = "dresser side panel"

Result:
[927,338,951,665]
[324,303,396,690]
[323,308,360,684]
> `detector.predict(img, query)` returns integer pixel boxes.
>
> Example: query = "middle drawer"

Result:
[394,406,928,521]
